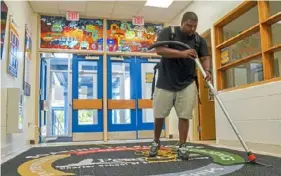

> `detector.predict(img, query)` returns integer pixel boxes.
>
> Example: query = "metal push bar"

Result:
[148,41,271,167]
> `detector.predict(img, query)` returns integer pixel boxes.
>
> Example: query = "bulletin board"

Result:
[1,1,8,60]
[23,25,32,96]
[40,16,104,51]
[106,20,163,53]
[7,17,19,78]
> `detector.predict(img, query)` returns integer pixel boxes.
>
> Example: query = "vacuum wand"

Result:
[193,58,250,153]
[148,41,272,166]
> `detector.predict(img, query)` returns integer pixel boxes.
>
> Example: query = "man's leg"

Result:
[178,118,189,145]
[154,118,165,144]
[175,82,197,160]
[149,88,174,157]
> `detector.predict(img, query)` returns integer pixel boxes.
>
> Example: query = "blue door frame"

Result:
[135,57,162,131]
[107,56,137,132]
[107,56,163,136]
[72,55,103,133]
[39,57,47,143]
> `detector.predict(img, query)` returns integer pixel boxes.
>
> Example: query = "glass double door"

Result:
[107,56,164,139]
[71,55,165,141]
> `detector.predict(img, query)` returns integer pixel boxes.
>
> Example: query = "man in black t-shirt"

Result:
[149,12,212,160]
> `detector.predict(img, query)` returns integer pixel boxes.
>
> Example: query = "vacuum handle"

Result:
[194,58,216,95]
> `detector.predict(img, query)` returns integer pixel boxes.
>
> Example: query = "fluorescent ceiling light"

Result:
[145,0,173,8]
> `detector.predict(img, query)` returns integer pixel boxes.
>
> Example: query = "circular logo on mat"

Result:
[17,144,245,176]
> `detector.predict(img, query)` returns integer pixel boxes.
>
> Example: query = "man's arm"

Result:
[200,56,211,72]
[198,37,211,72]
[155,27,185,59]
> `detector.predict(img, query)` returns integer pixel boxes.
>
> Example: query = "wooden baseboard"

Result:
[73,132,103,141]
[138,130,165,139]
[108,132,136,140]
[217,139,281,155]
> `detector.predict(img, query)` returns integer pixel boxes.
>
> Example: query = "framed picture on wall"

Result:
[7,17,20,77]
[106,20,163,53]
[40,16,103,51]
[1,1,8,60]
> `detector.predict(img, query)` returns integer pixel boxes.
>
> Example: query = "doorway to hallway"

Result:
[197,30,216,141]
[39,53,72,143]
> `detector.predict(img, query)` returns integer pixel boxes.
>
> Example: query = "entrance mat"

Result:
[1,141,281,176]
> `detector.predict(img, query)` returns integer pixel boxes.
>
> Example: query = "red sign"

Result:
[66,11,79,21]
[132,16,144,25]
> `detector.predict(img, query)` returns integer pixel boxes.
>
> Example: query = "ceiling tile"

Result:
[30,1,59,12]
[112,3,142,16]
[30,1,60,14]
[36,8,60,15]
[86,11,112,19]
[168,1,191,12]
[29,0,192,23]
[86,2,115,14]
[57,1,87,12]
[116,1,146,7]
[137,6,164,16]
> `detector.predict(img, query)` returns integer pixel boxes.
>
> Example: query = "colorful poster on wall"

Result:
[40,16,103,51]
[7,17,19,77]
[107,20,163,53]
[23,25,32,96]
[1,1,8,60]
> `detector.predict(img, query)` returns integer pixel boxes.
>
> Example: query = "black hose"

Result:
[148,41,192,51]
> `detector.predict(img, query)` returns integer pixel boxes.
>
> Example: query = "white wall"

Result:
[169,1,243,34]
[169,0,281,146]
[1,1,38,157]
[215,81,281,145]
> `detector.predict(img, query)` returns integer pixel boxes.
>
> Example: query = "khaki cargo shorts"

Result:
[152,82,197,119]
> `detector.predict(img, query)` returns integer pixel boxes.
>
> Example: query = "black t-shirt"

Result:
[156,26,209,91]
